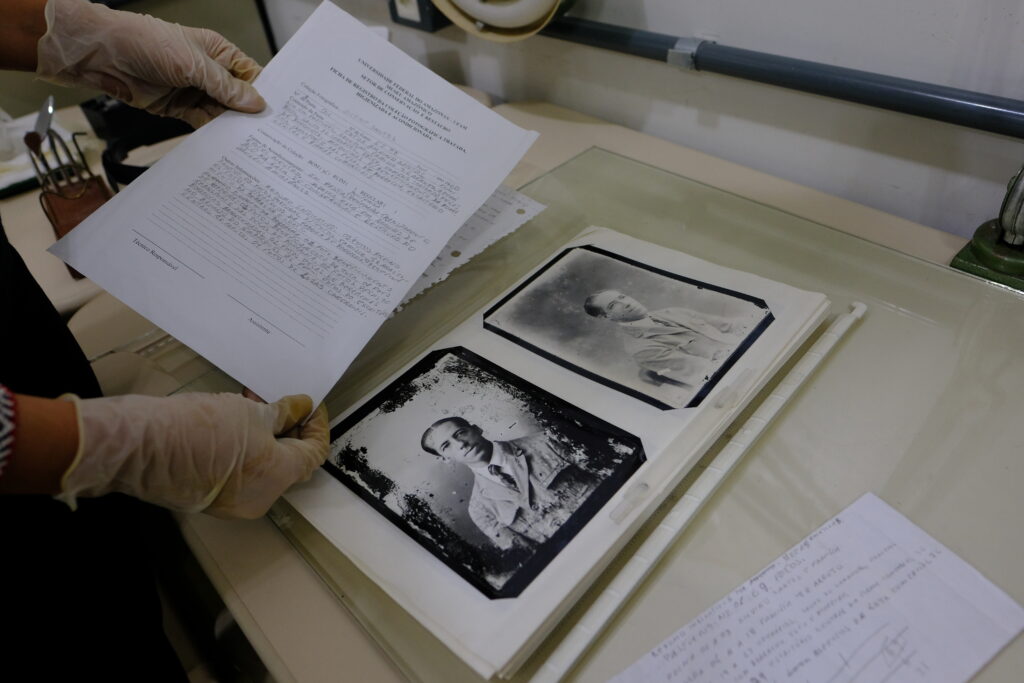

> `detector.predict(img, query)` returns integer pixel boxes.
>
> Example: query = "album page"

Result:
[287,227,831,677]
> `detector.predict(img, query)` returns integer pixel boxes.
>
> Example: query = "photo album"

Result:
[286,226,830,678]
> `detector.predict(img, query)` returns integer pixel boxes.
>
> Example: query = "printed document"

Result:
[50,1,537,404]
[613,493,1024,683]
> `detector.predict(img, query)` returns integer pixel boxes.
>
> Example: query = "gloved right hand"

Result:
[36,0,266,127]
[57,392,328,519]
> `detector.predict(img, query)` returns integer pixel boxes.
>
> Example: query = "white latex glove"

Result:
[57,393,329,519]
[36,0,266,127]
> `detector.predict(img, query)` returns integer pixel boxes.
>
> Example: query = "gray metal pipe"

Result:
[540,17,1024,140]
[538,16,678,62]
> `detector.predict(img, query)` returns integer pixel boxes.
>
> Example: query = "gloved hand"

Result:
[36,0,266,127]
[57,392,329,519]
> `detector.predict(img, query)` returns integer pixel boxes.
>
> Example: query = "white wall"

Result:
[266,0,1024,239]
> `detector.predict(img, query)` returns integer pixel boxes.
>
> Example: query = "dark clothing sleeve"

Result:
[0,220,100,399]
[1,218,186,681]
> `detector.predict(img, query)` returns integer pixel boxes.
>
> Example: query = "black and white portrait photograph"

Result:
[483,246,774,410]
[324,347,646,599]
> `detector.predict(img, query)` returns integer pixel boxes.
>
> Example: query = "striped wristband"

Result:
[0,384,15,478]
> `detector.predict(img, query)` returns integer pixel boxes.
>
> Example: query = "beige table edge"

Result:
[170,101,977,683]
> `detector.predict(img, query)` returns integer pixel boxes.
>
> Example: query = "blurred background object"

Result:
[0,107,19,161]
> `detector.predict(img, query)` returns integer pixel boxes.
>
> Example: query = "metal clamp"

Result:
[667,37,704,70]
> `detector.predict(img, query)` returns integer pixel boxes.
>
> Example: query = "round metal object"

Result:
[430,0,574,42]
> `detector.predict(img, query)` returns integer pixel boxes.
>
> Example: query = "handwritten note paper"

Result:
[50,1,536,405]
[613,493,1024,683]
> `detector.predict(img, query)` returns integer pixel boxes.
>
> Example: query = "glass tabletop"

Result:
[267,147,1024,682]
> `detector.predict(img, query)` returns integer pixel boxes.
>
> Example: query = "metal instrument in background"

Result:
[23,96,113,280]
[951,162,1024,291]
[22,95,54,180]
[23,95,98,197]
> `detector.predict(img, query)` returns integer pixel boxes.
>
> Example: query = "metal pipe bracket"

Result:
[667,37,703,70]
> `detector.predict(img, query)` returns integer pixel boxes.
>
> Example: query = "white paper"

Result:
[400,185,545,306]
[49,1,536,404]
[613,493,1024,683]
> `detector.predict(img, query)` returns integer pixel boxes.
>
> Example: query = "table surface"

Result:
[10,101,1022,683]
[178,104,1023,683]
[250,141,1024,683]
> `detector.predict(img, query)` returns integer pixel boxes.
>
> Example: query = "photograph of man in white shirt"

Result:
[421,417,599,551]
[583,289,743,388]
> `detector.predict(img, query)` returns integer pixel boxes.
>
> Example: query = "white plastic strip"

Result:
[529,301,867,683]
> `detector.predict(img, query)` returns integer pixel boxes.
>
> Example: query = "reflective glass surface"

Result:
[268,147,1024,682]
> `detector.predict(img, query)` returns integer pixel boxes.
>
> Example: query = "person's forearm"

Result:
[0,0,48,71]
[0,394,78,495]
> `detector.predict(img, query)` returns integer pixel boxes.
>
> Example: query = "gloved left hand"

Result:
[36,0,266,127]
[57,392,328,519]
